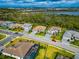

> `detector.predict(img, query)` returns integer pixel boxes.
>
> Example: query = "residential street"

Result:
[0,29,79,59]
[24,34,79,53]
[0,29,23,51]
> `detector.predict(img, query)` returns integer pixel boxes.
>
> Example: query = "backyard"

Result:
[0,53,15,59]
[35,46,46,59]
[35,42,74,59]
[9,27,24,32]
[45,46,58,59]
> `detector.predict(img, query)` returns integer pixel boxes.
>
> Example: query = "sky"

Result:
[0,0,79,8]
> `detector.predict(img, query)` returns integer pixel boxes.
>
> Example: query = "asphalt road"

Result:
[24,34,79,53]
[0,35,16,45]
[0,29,79,53]
[0,29,79,59]
[0,29,23,46]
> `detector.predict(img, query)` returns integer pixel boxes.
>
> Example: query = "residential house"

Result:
[32,26,46,34]
[1,21,14,28]
[22,23,32,32]
[2,41,35,59]
[45,26,61,40]
[62,30,79,43]
[47,26,61,35]
[9,23,23,29]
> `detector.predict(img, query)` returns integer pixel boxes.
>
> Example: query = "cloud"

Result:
[0,0,79,8]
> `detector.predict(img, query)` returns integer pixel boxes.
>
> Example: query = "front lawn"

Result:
[10,27,24,32]
[35,32,46,39]
[36,32,46,36]
[51,28,66,41]
[71,40,79,47]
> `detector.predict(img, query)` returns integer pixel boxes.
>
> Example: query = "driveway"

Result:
[44,33,52,40]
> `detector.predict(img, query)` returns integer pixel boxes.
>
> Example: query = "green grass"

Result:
[71,40,79,47]
[35,44,74,59]
[36,32,46,36]
[0,34,6,41]
[45,46,58,59]
[51,28,66,41]
[0,54,15,59]
[28,29,32,34]
[35,32,46,39]
[0,26,8,30]
[35,46,46,59]
[58,48,74,58]
[56,28,66,41]
[24,37,74,59]
[10,27,24,32]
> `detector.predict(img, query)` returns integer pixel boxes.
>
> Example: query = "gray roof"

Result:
[62,30,79,42]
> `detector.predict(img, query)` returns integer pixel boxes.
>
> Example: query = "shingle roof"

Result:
[49,26,61,31]
[10,24,23,28]
[3,41,34,57]
[33,26,46,32]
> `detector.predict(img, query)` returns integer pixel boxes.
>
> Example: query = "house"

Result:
[45,26,61,40]
[47,26,61,35]
[9,23,23,29]
[62,30,79,43]
[2,41,35,59]
[32,26,46,34]
[22,23,32,32]
[0,21,5,26]
[1,21,14,28]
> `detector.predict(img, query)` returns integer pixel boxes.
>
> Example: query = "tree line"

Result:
[0,9,79,31]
